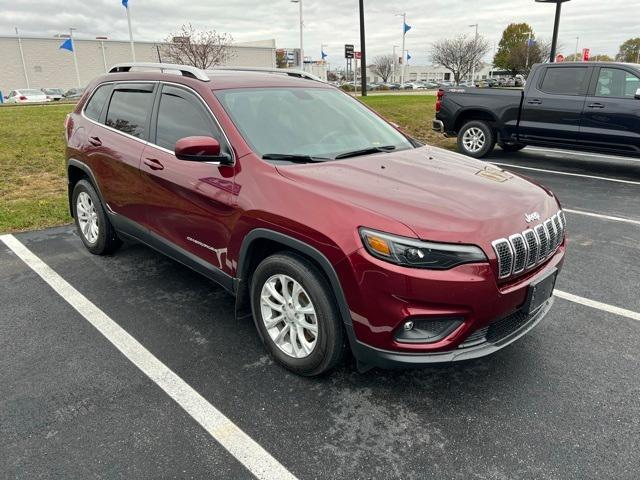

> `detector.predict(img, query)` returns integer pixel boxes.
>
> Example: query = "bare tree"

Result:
[371,54,395,83]
[163,24,233,69]
[430,35,490,85]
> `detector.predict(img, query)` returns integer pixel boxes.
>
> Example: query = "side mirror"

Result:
[635,88,640,100]
[175,136,232,165]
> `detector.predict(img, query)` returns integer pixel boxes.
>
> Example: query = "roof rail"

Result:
[210,66,323,82]
[108,62,210,82]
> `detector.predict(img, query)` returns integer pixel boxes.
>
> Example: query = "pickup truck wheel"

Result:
[458,121,496,158]
[250,252,345,376]
[499,143,526,153]
[72,179,122,255]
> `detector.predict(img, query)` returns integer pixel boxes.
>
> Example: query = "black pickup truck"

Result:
[433,62,640,158]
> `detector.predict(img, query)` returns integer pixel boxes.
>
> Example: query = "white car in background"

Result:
[4,89,50,104]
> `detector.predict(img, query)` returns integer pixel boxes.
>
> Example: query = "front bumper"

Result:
[346,297,554,369]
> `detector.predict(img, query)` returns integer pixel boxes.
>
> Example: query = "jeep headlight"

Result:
[360,228,487,270]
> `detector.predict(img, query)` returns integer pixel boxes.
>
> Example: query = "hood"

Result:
[276,146,560,245]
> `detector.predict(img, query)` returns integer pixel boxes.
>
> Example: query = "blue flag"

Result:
[122,0,128,7]
[404,22,412,34]
[321,50,328,60]
[407,52,412,62]
[59,38,73,52]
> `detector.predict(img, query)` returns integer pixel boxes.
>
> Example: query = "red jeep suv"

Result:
[65,63,566,376]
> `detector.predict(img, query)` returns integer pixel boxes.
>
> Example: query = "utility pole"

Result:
[469,23,479,83]
[291,0,304,70]
[359,0,367,96]
[69,28,81,88]
[15,27,30,88]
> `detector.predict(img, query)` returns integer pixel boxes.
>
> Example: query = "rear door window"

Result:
[539,67,590,96]
[105,84,155,139]
[154,85,221,151]
[84,85,112,122]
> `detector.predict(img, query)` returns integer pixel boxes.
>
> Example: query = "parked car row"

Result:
[2,87,85,104]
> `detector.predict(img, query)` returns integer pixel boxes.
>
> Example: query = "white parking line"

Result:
[492,162,640,186]
[554,290,640,323]
[564,209,640,227]
[0,234,297,480]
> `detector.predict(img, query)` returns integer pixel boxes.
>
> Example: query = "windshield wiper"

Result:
[334,145,397,160]
[262,153,329,163]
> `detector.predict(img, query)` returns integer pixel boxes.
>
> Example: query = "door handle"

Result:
[88,136,102,147]
[527,99,542,105]
[143,158,164,171]
[587,103,605,109]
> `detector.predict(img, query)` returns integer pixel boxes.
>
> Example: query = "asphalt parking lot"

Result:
[1,147,639,479]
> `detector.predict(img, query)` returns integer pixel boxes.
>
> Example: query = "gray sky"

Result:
[1,0,638,65]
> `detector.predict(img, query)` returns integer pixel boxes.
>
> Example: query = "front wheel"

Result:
[250,252,345,376]
[457,120,496,158]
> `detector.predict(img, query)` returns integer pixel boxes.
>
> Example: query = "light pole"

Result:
[291,0,304,70]
[575,36,579,61]
[96,36,108,73]
[396,13,407,88]
[358,0,367,96]
[536,0,571,63]
[469,23,479,83]
[392,45,399,83]
[15,27,29,88]
[69,28,81,88]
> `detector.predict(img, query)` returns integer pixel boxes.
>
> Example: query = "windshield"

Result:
[215,87,414,159]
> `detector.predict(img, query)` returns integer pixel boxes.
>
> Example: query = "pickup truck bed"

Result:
[433,62,640,158]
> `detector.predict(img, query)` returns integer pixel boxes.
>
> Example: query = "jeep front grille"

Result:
[492,211,566,280]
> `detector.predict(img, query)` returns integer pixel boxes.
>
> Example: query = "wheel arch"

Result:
[235,229,353,334]
[454,108,498,133]
[67,159,103,217]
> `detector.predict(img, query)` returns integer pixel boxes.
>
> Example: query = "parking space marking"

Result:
[492,162,640,186]
[555,290,640,323]
[564,209,640,226]
[0,234,298,480]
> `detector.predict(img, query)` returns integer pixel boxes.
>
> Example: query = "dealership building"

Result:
[0,35,278,95]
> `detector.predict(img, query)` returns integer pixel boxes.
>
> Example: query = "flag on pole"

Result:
[406,52,412,62]
[321,49,328,60]
[122,0,129,7]
[404,22,412,34]
[59,38,74,52]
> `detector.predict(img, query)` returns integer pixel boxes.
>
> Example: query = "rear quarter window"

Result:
[539,67,590,96]
[84,85,112,122]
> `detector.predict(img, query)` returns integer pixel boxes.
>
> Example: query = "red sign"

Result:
[556,54,565,63]
[582,48,590,62]
[355,51,362,60]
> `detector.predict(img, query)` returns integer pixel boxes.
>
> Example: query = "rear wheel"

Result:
[457,120,496,158]
[72,179,122,255]
[250,252,345,376]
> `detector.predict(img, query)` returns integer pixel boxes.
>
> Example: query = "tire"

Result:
[250,252,345,376]
[499,143,526,153]
[457,120,496,158]
[72,179,122,255]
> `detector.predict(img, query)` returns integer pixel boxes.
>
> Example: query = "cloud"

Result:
[1,0,637,65]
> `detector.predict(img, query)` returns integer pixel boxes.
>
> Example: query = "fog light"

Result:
[394,317,464,344]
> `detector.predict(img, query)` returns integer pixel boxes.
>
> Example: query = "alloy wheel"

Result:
[462,127,486,153]
[76,191,99,244]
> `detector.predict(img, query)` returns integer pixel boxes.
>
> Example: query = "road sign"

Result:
[582,48,590,62]
[556,54,565,63]
[355,51,362,60]
[345,44,354,59]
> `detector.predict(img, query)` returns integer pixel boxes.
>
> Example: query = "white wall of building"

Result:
[367,63,495,84]
[0,36,277,94]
